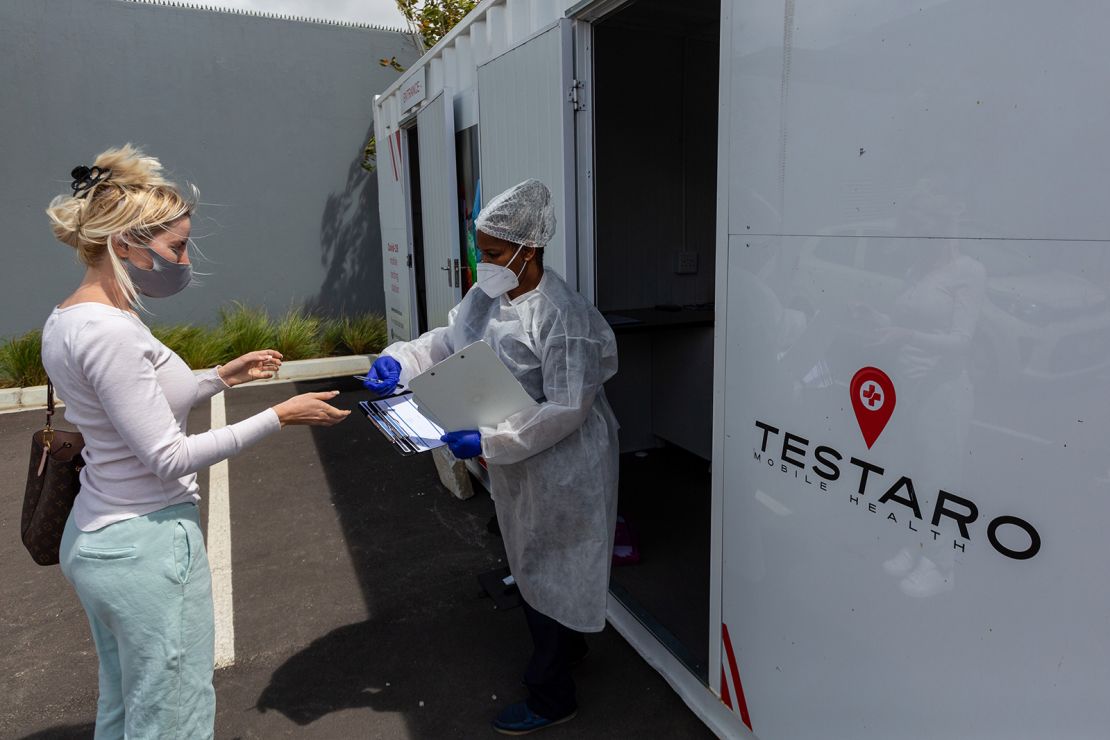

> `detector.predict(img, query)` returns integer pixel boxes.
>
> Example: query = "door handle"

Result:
[441,259,451,285]
[453,259,460,289]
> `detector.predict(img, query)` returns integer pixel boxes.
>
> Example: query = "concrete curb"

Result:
[0,354,375,412]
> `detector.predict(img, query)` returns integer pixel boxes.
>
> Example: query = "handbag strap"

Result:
[45,377,55,430]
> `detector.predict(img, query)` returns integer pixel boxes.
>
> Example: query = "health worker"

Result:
[364,179,620,735]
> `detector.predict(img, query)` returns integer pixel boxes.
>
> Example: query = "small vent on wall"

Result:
[114,0,407,33]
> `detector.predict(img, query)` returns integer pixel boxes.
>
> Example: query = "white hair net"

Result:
[475,179,557,247]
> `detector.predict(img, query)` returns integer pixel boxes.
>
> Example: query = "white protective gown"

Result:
[383,270,620,632]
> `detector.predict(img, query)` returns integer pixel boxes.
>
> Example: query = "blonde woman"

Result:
[41,145,349,739]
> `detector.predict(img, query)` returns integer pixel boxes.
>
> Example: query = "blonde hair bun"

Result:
[89,144,172,190]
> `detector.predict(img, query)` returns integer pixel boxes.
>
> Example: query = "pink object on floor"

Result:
[612,515,641,565]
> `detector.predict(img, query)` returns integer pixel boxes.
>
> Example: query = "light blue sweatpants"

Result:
[59,502,215,740]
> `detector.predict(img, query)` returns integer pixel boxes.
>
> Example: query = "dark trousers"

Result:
[522,600,587,720]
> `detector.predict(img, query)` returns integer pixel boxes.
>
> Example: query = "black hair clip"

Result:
[71,165,111,198]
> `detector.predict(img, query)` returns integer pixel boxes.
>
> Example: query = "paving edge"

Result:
[0,354,376,412]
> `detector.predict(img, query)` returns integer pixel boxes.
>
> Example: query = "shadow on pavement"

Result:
[257,620,396,725]
[19,724,94,740]
[253,378,516,733]
[255,611,527,733]
[236,378,713,738]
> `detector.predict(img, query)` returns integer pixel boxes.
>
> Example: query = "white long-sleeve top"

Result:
[41,303,280,531]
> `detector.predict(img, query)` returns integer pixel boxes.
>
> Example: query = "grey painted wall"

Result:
[0,0,419,337]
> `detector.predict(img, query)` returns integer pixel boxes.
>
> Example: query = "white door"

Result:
[374,112,415,343]
[417,90,462,329]
[477,19,577,289]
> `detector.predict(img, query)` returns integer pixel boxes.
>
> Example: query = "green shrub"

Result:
[338,314,389,356]
[0,331,47,388]
[0,305,389,387]
[151,325,228,370]
[320,318,347,357]
[219,303,275,358]
[274,309,322,361]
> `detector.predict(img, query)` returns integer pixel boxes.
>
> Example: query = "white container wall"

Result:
[476,19,576,285]
[714,0,1110,737]
[375,0,1110,737]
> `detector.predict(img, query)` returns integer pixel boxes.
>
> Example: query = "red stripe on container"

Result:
[722,623,753,731]
[721,665,734,709]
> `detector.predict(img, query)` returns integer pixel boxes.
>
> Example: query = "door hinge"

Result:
[568,79,585,112]
[406,254,413,268]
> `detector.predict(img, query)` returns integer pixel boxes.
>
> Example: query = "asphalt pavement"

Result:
[1,377,712,739]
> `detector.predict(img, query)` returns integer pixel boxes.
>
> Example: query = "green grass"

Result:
[220,302,276,359]
[151,325,229,370]
[2,305,388,386]
[337,314,389,356]
[274,309,322,361]
[0,330,47,389]
[320,318,347,357]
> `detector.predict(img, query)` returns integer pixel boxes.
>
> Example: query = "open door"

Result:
[417,90,463,328]
[375,112,416,343]
[590,0,721,686]
[477,19,577,288]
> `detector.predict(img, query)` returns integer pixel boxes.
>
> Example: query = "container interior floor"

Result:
[610,444,711,681]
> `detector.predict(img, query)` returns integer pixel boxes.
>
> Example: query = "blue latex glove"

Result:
[364,356,401,396]
[441,430,482,459]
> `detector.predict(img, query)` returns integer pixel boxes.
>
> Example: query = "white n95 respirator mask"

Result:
[476,243,528,298]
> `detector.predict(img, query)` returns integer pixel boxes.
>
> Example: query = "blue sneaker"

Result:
[492,702,577,735]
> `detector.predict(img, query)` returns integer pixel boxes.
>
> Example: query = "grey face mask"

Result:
[125,247,193,298]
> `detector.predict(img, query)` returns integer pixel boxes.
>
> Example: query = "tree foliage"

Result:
[363,1,477,174]
[396,0,478,51]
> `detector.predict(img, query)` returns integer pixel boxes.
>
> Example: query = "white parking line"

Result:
[208,391,236,668]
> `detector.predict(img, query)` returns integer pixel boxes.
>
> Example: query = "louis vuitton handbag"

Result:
[22,379,85,565]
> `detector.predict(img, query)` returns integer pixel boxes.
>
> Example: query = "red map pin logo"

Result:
[850,367,896,449]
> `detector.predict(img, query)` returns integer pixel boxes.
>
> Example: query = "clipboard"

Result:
[407,341,539,431]
[359,341,539,456]
[358,393,446,456]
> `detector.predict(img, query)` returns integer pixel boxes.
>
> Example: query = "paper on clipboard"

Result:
[407,341,539,431]
[359,341,538,456]
[359,394,446,455]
